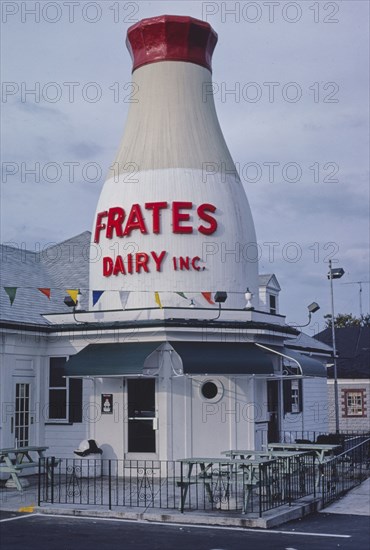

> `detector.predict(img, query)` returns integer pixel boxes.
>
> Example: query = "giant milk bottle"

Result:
[90,15,258,313]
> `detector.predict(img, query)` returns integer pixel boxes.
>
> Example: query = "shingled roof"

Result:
[0,232,90,325]
[315,326,370,379]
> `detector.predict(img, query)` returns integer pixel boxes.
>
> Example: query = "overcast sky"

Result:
[1,0,369,329]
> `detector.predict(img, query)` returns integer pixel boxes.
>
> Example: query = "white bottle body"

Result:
[90,61,258,311]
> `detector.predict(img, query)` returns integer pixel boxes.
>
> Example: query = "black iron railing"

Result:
[320,437,370,507]
[278,430,370,448]
[39,453,316,517]
[37,435,370,517]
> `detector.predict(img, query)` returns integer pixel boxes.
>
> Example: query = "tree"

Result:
[324,313,369,328]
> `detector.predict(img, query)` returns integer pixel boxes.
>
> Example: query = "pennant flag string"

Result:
[201,292,215,305]
[2,285,241,296]
[154,291,163,309]
[4,287,17,306]
[38,288,51,300]
[92,290,104,307]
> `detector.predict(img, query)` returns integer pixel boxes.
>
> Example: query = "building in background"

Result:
[315,326,370,433]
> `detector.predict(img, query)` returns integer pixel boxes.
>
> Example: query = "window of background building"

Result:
[48,357,82,422]
[344,389,366,417]
[283,378,302,414]
[269,294,277,314]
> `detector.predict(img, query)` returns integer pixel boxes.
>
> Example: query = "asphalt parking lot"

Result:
[1,511,369,550]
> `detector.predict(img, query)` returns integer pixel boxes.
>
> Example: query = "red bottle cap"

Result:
[126,15,218,73]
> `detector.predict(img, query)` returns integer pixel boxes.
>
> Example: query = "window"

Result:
[291,380,300,413]
[48,357,82,422]
[199,379,224,403]
[283,378,302,414]
[269,294,277,314]
[201,382,218,399]
[344,390,366,417]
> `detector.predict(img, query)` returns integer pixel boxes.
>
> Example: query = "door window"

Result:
[15,383,30,447]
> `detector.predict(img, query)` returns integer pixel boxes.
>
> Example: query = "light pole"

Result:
[327,260,345,434]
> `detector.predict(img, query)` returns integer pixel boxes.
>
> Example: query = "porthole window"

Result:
[200,379,224,402]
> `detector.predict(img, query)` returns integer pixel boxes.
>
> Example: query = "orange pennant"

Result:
[201,292,215,305]
[38,288,51,299]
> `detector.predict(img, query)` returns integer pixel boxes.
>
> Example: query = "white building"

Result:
[0,15,330,463]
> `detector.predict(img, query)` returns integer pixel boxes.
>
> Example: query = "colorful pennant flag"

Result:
[119,290,130,309]
[92,290,104,306]
[66,289,78,304]
[154,291,163,309]
[4,287,17,305]
[38,288,51,300]
[201,292,215,305]
[175,292,188,300]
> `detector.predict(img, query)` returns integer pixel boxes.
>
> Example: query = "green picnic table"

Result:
[177,456,274,513]
[0,446,48,491]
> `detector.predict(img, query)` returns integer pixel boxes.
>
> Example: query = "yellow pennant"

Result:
[154,291,163,309]
[66,289,79,304]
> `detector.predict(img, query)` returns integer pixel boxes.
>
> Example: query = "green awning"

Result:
[169,342,274,375]
[64,342,161,377]
[65,341,274,377]
[282,348,327,378]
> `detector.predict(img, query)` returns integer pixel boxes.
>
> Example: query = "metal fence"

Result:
[278,431,370,448]
[38,459,180,510]
[37,435,370,517]
[38,453,316,517]
[320,437,370,507]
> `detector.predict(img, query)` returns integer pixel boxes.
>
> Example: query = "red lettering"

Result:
[179,256,190,270]
[172,201,193,234]
[136,252,149,273]
[113,255,126,275]
[103,256,113,276]
[173,257,177,270]
[123,204,148,236]
[197,203,217,235]
[94,211,108,243]
[191,256,201,271]
[127,254,133,274]
[145,202,168,233]
[151,250,166,272]
[106,207,125,239]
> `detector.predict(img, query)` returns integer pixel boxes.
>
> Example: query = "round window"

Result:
[200,379,224,402]
[201,382,218,399]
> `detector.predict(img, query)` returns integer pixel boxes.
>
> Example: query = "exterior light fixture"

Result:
[211,291,228,320]
[63,290,85,322]
[308,302,320,314]
[327,267,345,280]
[214,291,227,303]
[328,259,344,433]
[189,299,195,308]
[294,301,320,328]
[64,296,76,308]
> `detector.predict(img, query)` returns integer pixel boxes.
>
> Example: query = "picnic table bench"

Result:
[267,442,340,488]
[177,457,275,513]
[0,446,49,491]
